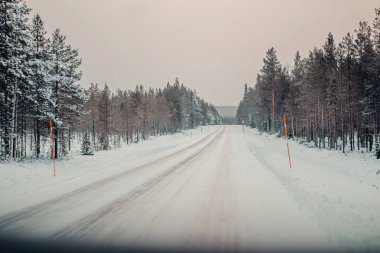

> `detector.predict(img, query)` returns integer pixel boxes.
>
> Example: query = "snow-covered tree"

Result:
[236,6,380,157]
[98,84,113,150]
[254,47,281,132]
[0,0,33,160]
[49,28,85,157]
[81,132,94,155]
[30,13,53,158]
[0,0,220,161]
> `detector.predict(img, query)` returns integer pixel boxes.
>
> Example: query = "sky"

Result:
[27,0,379,106]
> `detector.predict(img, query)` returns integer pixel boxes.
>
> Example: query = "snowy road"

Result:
[0,126,380,252]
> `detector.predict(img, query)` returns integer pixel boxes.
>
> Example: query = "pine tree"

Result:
[98,84,113,150]
[373,8,380,156]
[172,78,184,131]
[323,33,338,149]
[373,8,380,54]
[287,51,304,137]
[83,83,100,148]
[49,28,85,157]
[340,32,356,151]
[0,0,33,160]
[30,13,52,158]
[81,132,94,155]
[355,21,376,150]
[256,47,281,132]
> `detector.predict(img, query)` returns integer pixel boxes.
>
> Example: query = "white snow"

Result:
[0,127,210,215]
[245,128,380,251]
[0,125,379,252]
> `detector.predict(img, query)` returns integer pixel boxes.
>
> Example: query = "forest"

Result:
[0,0,220,161]
[237,7,380,157]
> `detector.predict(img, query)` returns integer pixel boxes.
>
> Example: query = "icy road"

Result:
[0,126,380,252]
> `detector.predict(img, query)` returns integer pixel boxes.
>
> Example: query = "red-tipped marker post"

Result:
[283,115,292,168]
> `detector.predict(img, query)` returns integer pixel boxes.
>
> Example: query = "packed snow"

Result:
[0,125,379,252]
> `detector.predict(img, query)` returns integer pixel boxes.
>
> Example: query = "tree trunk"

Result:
[11,80,18,161]
[68,127,71,151]
[291,114,295,138]
[322,108,325,148]
[92,117,96,147]
[54,122,58,159]
[357,109,360,151]
[341,105,345,153]
[36,118,40,158]
[272,77,275,133]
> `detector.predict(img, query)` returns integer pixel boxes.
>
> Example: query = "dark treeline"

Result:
[0,0,220,161]
[237,7,380,156]
[83,80,221,152]
[220,116,237,125]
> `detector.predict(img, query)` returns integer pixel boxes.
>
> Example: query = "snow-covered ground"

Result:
[0,127,211,215]
[0,125,379,252]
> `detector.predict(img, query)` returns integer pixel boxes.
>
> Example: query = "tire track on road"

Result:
[53,127,226,241]
[185,126,239,251]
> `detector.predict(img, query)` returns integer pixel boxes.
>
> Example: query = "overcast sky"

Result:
[27,0,378,106]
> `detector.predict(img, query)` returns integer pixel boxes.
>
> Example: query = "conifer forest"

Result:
[237,8,380,157]
[0,0,220,161]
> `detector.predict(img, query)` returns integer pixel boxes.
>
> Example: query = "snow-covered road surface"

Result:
[0,125,379,252]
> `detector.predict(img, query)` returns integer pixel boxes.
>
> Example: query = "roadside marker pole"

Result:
[50,119,56,177]
[283,115,292,168]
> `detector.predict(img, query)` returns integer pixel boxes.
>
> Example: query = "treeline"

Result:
[237,7,380,156]
[0,0,220,161]
[82,80,221,152]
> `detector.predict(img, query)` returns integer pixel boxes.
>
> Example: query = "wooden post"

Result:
[283,115,292,168]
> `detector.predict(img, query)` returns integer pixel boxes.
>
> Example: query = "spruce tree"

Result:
[81,132,94,155]
[49,28,85,157]
[355,22,376,150]
[0,0,32,159]
[256,47,281,132]
[30,13,52,158]
[98,84,113,150]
